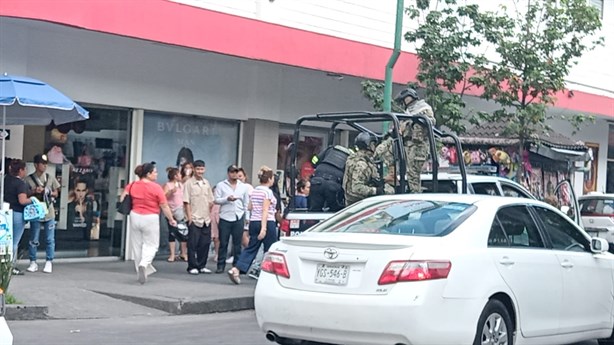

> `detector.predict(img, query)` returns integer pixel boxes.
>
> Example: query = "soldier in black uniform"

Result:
[308,145,351,212]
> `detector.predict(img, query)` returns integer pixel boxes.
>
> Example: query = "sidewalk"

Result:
[5,258,257,320]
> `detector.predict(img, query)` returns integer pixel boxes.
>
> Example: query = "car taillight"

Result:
[378,260,451,285]
[280,219,290,236]
[261,253,290,279]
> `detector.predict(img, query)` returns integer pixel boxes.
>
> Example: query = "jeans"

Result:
[235,220,277,273]
[29,219,56,262]
[12,211,26,262]
[217,217,244,270]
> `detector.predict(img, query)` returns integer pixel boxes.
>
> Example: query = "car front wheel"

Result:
[474,299,513,345]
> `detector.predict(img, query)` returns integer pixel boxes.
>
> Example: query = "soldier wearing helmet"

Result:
[395,88,435,193]
[343,132,393,206]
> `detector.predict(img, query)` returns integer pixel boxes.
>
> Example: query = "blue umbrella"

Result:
[0,74,89,206]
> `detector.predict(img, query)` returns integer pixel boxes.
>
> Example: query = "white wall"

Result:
[0,18,374,127]
[172,0,614,97]
[549,116,610,194]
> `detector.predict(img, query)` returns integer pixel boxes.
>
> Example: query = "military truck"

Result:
[279,111,468,236]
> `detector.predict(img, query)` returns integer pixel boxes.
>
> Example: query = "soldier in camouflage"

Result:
[396,88,435,193]
[373,121,408,188]
[343,132,394,206]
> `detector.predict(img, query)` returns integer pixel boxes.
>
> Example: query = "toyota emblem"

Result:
[323,247,338,260]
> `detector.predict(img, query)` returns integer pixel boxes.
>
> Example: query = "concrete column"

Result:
[124,109,144,261]
[240,118,279,184]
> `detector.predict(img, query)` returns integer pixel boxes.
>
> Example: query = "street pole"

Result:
[383,0,405,132]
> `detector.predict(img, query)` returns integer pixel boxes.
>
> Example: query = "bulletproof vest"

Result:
[319,146,350,172]
[314,146,350,182]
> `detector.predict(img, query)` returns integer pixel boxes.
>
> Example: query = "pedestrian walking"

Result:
[126,162,177,284]
[227,166,278,284]
[183,160,215,275]
[237,167,253,248]
[3,159,33,275]
[24,154,60,274]
[214,164,250,273]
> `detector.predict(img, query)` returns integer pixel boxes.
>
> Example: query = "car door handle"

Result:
[560,260,574,269]
[499,257,515,266]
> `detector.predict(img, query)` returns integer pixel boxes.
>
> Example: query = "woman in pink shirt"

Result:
[163,167,187,262]
[124,162,176,284]
[228,166,278,284]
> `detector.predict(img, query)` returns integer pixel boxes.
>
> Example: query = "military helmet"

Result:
[354,132,377,151]
[394,88,419,105]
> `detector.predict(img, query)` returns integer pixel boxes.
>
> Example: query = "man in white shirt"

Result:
[214,164,250,273]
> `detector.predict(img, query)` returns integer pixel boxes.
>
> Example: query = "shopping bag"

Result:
[23,197,47,221]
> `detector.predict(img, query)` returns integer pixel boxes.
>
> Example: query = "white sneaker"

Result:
[26,261,38,273]
[200,267,212,274]
[188,268,199,275]
[137,265,146,284]
[43,261,52,273]
[225,256,234,264]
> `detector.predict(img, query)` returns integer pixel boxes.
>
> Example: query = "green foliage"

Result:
[0,251,12,293]
[362,0,506,134]
[4,292,21,305]
[471,0,602,178]
[360,80,405,113]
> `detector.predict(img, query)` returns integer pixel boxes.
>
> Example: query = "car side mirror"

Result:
[591,237,609,254]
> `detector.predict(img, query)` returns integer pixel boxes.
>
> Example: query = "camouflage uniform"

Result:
[406,99,435,193]
[373,124,411,189]
[374,136,394,173]
[343,150,393,206]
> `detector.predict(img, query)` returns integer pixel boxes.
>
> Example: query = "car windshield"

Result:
[308,199,476,236]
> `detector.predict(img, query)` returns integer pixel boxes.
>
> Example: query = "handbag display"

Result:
[117,184,133,215]
[24,197,48,221]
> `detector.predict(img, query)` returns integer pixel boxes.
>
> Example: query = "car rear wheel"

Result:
[474,299,513,345]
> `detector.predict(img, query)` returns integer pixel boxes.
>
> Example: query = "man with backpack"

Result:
[25,154,60,274]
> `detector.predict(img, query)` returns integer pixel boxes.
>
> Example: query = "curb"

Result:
[4,305,48,321]
[92,291,254,315]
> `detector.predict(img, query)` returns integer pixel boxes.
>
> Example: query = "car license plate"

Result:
[315,263,350,286]
[290,219,300,229]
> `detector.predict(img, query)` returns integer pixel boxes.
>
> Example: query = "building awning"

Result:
[530,145,590,162]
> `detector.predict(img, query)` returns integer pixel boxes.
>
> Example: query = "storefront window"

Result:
[142,112,239,185]
[31,107,130,258]
[277,127,325,181]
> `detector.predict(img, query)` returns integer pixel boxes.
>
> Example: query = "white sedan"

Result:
[255,194,614,345]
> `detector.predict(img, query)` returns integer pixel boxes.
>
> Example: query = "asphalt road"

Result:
[8,310,270,345]
[7,310,601,345]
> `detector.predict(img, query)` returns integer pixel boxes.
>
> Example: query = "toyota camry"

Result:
[255,194,614,345]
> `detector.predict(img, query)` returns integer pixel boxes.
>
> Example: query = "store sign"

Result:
[143,112,239,184]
